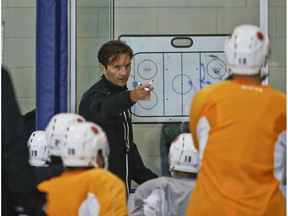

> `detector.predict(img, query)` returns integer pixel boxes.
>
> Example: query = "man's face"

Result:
[100,53,132,87]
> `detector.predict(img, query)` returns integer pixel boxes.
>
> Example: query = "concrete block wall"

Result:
[2,0,37,114]
[1,0,286,187]
[2,1,286,112]
[2,0,111,115]
[76,2,110,109]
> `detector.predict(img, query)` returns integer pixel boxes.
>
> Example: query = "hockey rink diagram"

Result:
[120,35,229,123]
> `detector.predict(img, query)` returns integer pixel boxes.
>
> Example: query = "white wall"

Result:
[2,0,285,113]
[1,0,111,114]
[2,0,37,113]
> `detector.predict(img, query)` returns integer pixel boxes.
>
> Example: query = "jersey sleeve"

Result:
[143,188,167,216]
[130,179,168,216]
[189,90,207,149]
[88,170,128,216]
[78,193,100,216]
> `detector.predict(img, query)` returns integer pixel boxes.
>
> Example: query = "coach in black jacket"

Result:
[79,40,158,195]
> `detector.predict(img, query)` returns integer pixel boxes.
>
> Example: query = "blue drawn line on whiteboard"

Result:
[206,80,212,85]
[188,80,197,92]
[200,63,206,87]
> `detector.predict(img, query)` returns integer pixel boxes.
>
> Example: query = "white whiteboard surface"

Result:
[119,35,229,123]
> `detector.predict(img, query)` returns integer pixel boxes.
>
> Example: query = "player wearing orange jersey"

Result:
[38,121,128,216]
[186,24,286,216]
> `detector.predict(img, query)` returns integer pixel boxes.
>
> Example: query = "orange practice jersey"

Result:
[186,78,286,216]
[38,168,128,216]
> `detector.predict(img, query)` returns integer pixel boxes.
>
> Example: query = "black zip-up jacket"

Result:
[79,75,157,194]
[2,67,44,216]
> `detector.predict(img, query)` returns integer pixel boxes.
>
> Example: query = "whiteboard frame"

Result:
[120,34,228,123]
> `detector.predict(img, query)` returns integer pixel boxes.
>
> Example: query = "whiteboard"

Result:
[119,35,229,123]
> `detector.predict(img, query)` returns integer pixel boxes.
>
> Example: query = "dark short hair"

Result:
[97,40,133,68]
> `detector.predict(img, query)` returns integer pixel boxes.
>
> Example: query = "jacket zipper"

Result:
[123,111,130,196]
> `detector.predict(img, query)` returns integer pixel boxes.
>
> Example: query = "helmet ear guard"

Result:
[169,133,199,174]
[224,24,270,78]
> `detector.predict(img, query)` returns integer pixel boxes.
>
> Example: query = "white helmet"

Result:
[224,24,269,78]
[169,133,198,173]
[45,113,85,156]
[61,122,110,169]
[27,131,50,167]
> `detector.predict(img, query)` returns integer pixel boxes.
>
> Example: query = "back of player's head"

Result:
[169,133,199,174]
[27,130,50,167]
[45,113,85,157]
[61,122,109,169]
[224,24,270,78]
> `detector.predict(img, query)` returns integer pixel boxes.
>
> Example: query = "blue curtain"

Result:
[36,0,68,130]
